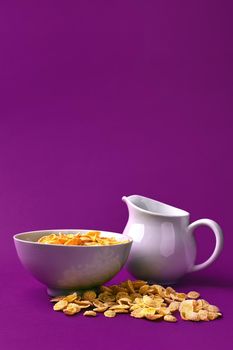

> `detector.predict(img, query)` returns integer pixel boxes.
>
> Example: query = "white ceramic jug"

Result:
[122,195,223,284]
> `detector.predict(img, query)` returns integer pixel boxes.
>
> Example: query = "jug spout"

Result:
[122,196,130,204]
[122,195,143,217]
[122,195,151,215]
[122,195,136,211]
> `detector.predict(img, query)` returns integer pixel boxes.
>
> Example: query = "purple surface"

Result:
[0,0,233,349]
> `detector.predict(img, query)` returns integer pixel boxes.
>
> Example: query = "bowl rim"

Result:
[13,229,133,248]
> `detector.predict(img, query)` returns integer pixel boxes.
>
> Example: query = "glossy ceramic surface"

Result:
[14,229,132,296]
[122,195,224,284]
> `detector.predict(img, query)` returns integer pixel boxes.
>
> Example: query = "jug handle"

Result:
[188,219,224,272]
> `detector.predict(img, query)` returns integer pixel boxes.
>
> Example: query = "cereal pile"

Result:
[50,280,222,322]
[38,231,128,246]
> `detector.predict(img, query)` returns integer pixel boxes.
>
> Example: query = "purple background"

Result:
[0,0,233,349]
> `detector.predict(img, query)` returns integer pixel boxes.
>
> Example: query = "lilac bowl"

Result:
[13,229,132,296]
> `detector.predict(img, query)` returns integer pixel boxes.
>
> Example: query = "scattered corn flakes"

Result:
[50,280,222,323]
[179,299,221,322]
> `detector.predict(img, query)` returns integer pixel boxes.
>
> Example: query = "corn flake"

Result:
[164,315,177,322]
[104,310,116,318]
[187,291,200,299]
[83,310,97,317]
[83,290,97,302]
[53,300,68,311]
